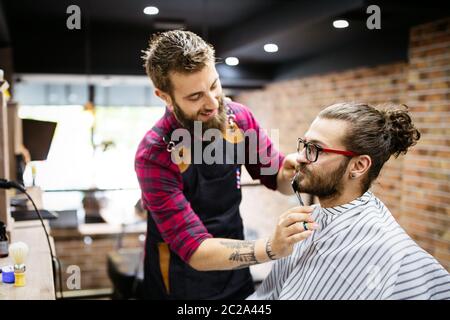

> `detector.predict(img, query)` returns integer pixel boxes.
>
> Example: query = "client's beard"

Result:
[172,95,227,133]
[295,157,350,200]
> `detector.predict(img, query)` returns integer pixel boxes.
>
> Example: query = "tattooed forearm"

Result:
[220,240,258,269]
[229,251,256,263]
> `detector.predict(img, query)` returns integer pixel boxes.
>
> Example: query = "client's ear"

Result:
[349,155,371,179]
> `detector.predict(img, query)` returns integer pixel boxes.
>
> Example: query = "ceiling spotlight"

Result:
[264,43,278,53]
[225,57,239,66]
[144,6,159,15]
[333,19,349,28]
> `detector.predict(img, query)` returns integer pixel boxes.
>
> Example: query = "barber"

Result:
[136,30,316,299]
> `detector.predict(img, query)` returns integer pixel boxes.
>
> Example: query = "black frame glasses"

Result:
[297,138,358,163]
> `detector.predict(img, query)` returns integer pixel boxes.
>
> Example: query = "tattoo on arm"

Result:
[220,240,258,270]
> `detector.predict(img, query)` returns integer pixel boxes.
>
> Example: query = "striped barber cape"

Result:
[248,191,450,300]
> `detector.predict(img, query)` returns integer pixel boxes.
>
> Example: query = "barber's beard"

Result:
[172,96,227,133]
[295,158,350,199]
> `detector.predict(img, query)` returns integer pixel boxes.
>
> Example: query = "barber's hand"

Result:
[268,206,318,259]
[280,153,299,181]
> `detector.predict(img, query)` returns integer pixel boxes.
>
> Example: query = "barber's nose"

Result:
[204,92,218,109]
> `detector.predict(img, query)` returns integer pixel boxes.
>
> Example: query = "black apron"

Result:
[144,109,255,300]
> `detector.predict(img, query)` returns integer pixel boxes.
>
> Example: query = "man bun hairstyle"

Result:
[318,102,420,192]
[379,108,421,158]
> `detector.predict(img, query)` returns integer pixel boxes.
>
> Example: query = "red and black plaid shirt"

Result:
[135,102,285,263]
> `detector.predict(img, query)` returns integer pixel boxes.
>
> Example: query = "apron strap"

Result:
[158,242,171,294]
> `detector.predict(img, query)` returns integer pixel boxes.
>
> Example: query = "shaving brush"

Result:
[9,242,29,287]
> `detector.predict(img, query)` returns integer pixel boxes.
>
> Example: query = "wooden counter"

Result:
[0,220,55,300]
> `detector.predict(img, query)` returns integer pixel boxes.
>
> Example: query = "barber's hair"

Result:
[142,30,215,94]
[318,102,421,192]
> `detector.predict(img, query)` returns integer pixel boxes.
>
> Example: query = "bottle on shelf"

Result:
[0,221,9,258]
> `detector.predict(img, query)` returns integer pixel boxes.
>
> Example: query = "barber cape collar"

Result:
[311,191,373,243]
[321,191,373,216]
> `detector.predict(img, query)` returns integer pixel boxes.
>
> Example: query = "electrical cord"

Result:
[23,191,64,299]
[0,179,64,299]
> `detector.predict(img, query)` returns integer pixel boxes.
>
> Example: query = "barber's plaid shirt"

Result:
[135,102,285,263]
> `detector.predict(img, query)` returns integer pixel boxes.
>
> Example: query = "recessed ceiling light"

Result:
[333,19,349,28]
[143,6,159,15]
[264,43,278,53]
[225,57,239,66]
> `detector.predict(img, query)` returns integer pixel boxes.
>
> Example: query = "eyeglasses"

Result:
[297,138,358,163]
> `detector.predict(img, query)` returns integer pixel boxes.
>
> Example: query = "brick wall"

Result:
[402,18,450,268]
[237,18,450,270]
[238,62,408,217]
